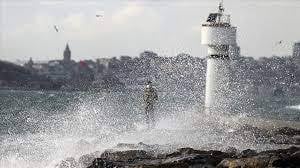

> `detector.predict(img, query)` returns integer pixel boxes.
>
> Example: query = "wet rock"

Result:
[224,147,238,157]
[86,158,114,168]
[217,155,270,168]
[81,143,300,168]
[100,149,153,162]
[294,135,300,145]
[56,157,79,168]
[234,125,300,146]
[287,150,300,166]
[267,151,300,168]
[137,154,225,167]
[115,143,138,149]
[268,156,290,168]
[239,149,257,158]
[291,150,300,159]
[78,154,97,168]
[166,148,230,159]
[160,154,219,167]
[272,127,300,136]
[259,146,299,155]
[240,125,269,136]
[269,135,298,145]
[166,148,194,157]
[115,142,160,152]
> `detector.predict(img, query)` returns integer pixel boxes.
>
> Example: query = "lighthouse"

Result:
[201,2,238,113]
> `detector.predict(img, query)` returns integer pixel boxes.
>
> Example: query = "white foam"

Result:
[0,97,296,168]
[287,104,300,110]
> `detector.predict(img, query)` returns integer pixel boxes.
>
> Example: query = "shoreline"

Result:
[56,126,300,168]
[57,145,300,168]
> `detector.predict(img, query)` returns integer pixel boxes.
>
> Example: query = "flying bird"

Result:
[96,14,103,17]
[54,25,59,32]
[276,40,283,45]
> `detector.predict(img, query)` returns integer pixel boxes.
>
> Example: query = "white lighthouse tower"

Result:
[201,2,238,113]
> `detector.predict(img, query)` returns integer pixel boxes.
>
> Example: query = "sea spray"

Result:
[0,91,298,168]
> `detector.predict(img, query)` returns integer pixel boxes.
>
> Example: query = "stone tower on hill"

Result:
[63,43,71,63]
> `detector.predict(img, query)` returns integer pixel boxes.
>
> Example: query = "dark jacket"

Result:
[144,87,158,105]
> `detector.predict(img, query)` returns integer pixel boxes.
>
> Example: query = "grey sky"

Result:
[0,0,300,62]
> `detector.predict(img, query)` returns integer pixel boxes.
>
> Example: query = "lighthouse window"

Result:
[207,13,218,22]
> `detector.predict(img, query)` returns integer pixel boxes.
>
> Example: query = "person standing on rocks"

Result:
[143,81,158,128]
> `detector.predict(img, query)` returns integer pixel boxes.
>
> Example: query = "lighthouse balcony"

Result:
[202,22,231,27]
[207,55,229,59]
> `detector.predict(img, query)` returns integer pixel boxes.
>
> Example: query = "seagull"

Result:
[276,40,283,45]
[54,25,59,32]
[96,14,103,17]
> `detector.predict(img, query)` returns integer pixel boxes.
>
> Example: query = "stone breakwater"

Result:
[56,126,300,168]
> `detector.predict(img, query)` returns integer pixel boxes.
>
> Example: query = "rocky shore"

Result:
[56,126,300,168]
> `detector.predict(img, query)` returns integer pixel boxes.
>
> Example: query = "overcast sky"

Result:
[0,0,300,62]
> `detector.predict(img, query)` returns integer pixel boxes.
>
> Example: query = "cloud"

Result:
[1,1,163,60]
[62,13,85,31]
[111,3,144,25]
[1,0,299,61]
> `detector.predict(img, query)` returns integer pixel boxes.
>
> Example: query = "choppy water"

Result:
[0,90,299,168]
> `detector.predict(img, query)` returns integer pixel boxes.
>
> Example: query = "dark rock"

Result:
[78,154,97,168]
[147,150,228,167]
[289,151,300,166]
[224,147,237,157]
[269,135,298,145]
[166,147,196,157]
[77,144,300,168]
[56,157,79,168]
[217,155,270,168]
[161,154,217,167]
[268,152,300,168]
[114,142,162,153]
[208,150,229,158]
[100,149,153,162]
[294,135,300,145]
[239,149,257,158]
[224,147,237,153]
[115,143,138,149]
[139,154,223,168]
[259,146,299,155]
[234,125,273,141]
[78,151,102,168]
[273,127,300,136]
[178,147,195,154]
[268,156,290,167]
[137,142,152,147]
[236,125,300,145]
[166,148,229,159]
[291,150,300,159]
[86,158,114,168]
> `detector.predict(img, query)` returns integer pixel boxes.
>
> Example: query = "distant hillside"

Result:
[0,60,32,81]
[0,60,60,89]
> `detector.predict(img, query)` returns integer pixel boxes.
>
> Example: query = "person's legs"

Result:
[146,102,157,128]
[148,104,155,128]
[145,105,150,126]
[151,108,155,125]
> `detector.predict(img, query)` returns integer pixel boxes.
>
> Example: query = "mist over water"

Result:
[0,90,299,168]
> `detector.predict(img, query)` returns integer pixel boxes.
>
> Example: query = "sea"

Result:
[0,90,299,168]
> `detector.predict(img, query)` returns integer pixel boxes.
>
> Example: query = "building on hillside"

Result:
[293,42,300,57]
[63,43,71,63]
[22,43,95,90]
[293,42,300,66]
